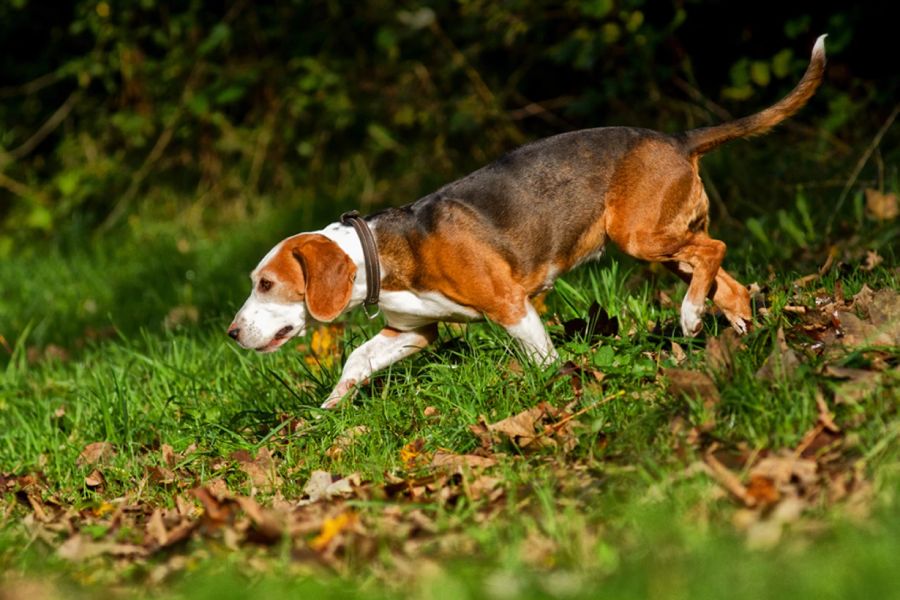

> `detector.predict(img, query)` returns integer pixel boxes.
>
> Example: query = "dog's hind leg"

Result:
[664,263,752,334]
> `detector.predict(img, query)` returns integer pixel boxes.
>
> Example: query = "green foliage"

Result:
[0,2,894,249]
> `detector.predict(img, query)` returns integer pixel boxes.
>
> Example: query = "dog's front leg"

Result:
[321,324,438,409]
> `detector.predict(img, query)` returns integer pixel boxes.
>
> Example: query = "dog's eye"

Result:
[258,279,273,292]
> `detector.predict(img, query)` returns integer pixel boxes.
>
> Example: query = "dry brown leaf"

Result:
[235,447,282,494]
[487,406,544,448]
[670,341,687,364]
[301,471,358,504]
[149,466,176,485]
[750,453,818,490]
[161,444,177,468]
[430,452,497,470]
[745,475,780,507]
[146,509,168,546]
[191,487,233,524]
[76,442,115,466]
[665,369,720,402]
[84,469,104,488]
[865,188,898,221]
[665,368,720,431]
[233,496,283,543]
[862,250,884,272]
[756,327,801,381]
[302,470,334,503]
[705,329,741,376]
[57,534,147,562]
[815,393,840,433]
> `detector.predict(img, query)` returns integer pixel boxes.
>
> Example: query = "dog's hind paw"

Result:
[730,316,749,335]
[680,297,704,337]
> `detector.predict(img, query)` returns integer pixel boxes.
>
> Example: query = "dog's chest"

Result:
[379,289,481,329]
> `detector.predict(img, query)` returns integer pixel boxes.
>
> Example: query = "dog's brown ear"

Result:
[292,235,357,322]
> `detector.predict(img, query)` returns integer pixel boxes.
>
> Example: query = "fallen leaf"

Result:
[670,341,687,364]
[300,471,358,504]
[487,407,544,448]
[862,250,883,272]
[400,439,427,470]
[57,534,147,562]
[745,475,780,507]
[235,447,282,494]
[430,452,497,470]
[705,329,741,376]
[664,368,720,431]
[755,327,801,381]
[77,442,115,466]
[750,453,818,490]
[161,444,177,468]
[84,470,104,488]
[148,466,176,485]
[815,393,840,433]
[233,496,283,544]
[309,511,358,552]
[865,188,898,221]
[146,509,168,546]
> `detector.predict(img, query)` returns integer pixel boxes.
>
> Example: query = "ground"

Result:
[0,194,898,599]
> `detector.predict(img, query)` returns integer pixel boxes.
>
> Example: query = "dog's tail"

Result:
[682,34,826,157]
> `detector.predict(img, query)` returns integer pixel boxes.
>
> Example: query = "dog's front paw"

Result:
[680,297,704,337]
[321,379,357,409]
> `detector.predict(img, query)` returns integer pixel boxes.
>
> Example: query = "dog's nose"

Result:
[227,327,240,340]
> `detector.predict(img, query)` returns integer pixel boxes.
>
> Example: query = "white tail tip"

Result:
[813,34,827,57]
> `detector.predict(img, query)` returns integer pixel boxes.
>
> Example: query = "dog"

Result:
[229,36,826,408]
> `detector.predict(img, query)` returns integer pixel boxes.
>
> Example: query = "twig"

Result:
[0,89,81,166]
[703,444,756,507]
[0,171,47,202]
[826,103,900,237]
[538,390,625,439]
[0,70,62,99]
[672,76,732,121]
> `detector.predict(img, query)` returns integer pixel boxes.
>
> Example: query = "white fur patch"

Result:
[505,302,558,366]
[380,290,480,330]
[680,295,704,337]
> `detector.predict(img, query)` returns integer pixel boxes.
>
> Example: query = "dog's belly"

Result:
[380,289,482,330]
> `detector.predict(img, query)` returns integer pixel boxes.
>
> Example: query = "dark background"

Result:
[0,0,896,249]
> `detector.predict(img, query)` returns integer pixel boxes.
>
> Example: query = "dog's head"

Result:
[228,234,357,352]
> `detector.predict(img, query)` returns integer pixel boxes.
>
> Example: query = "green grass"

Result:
[1,198,898,599]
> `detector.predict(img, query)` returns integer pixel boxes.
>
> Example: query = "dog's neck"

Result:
[319,221,376,313]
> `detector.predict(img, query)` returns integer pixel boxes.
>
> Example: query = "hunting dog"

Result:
[229,36,826,408]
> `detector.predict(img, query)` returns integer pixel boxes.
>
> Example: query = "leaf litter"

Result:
[1,282,896,588]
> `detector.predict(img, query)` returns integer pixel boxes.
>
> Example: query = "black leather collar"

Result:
[340,211,380,316]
